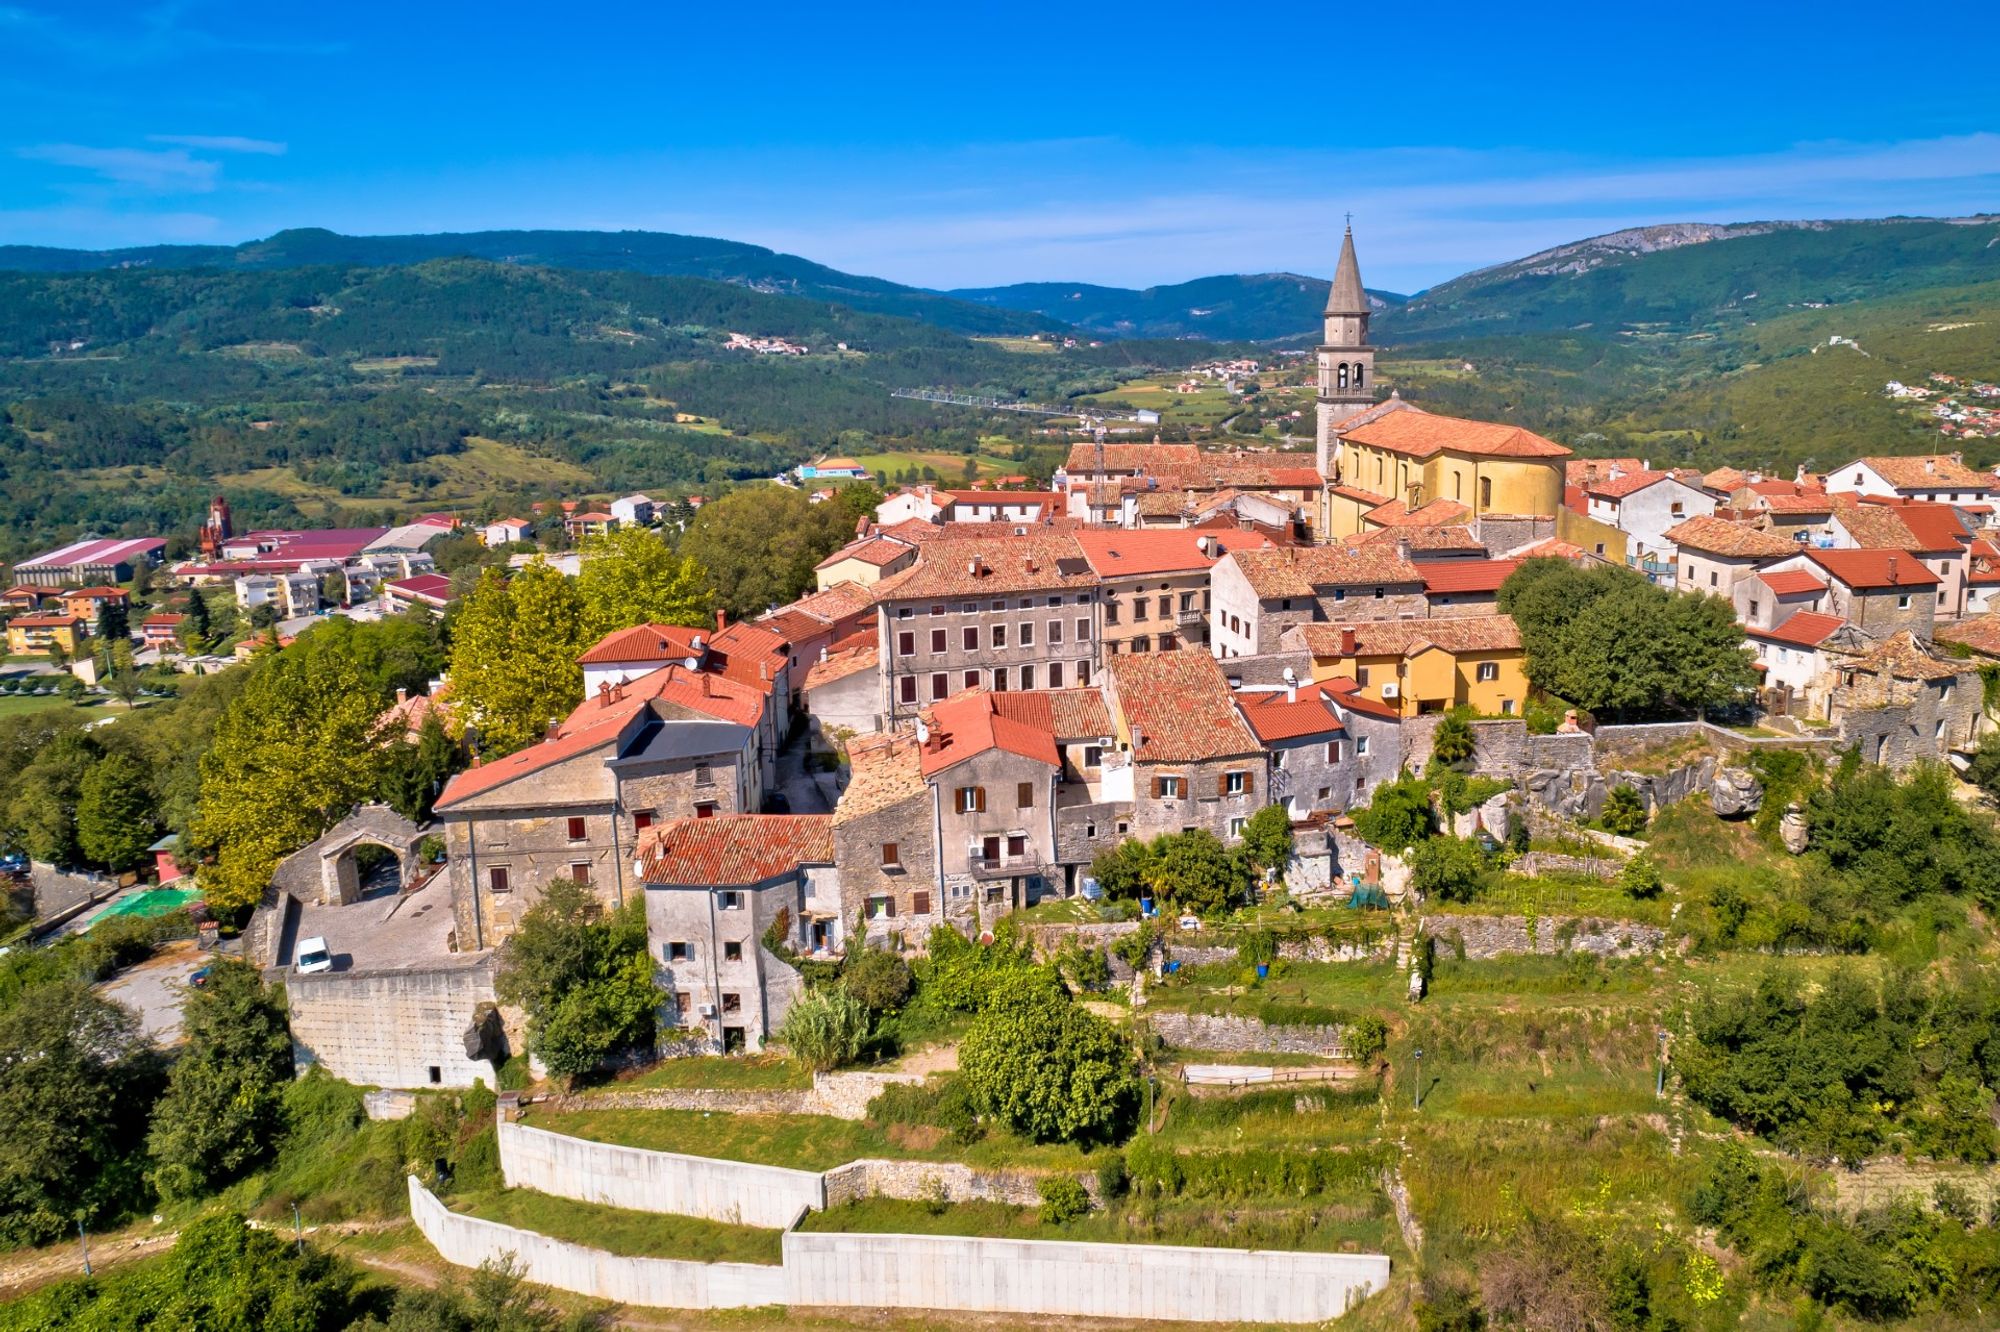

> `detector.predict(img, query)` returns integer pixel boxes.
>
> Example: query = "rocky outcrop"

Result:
[1709,767,1763,818]
[1780,804,1810,854]
[1522,755,1718,823]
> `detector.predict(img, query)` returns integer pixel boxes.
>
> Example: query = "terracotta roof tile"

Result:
[636,815,834,885]
[835,734,929,823]
[1662,516,1797,558]
[1292,614,1523,657]
[990,688,1113,739]
[815,536,916,571]
[1422,559,1521,595]
[1108,649,1261,762]
[1748,610,1845,649]
[1224,544,1423,599]
[1846,630,1972,683]
[916,689,1060,776]
[1073,528,1271,578]
[577,623,704,665]
[1844,455,1993,489]
[1354,523,1485,554]
[1853,498,1973,551]
[1341,409,1572,460]
[871,534,1098,601]
[1755,570,1826,596]
[802,641,876,690]
[1064,442,1203,473]
[1567,458,1648,485]
[1805,548,1940,589]
[1236,683,1346,743]
[1366,497,1472,526]
[1937,613,2000,657]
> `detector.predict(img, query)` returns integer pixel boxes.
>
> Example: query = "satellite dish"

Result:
[683,657,700,671]
[915,719,930,745]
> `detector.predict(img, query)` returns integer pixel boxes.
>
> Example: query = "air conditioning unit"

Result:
[1380,683,1401,700]
[697,1003,717,1018]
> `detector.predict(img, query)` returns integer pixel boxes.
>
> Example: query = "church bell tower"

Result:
[1315,224,1376,482]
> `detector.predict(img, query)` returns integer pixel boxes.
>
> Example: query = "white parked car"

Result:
[294,936,333,974]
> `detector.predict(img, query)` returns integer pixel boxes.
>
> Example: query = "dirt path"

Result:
[0,1217,407,1299]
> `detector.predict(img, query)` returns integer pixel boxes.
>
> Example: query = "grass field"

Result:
[970,336,1058,355]
[845,450,1018,482]
[605,1054,811,1092]
[451,1188,783,1264]
[0,693,123,723]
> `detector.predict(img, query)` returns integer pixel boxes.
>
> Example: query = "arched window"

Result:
[1336,363,1349,391]
[1353,364,1364,389]
[1479,476,1493,509]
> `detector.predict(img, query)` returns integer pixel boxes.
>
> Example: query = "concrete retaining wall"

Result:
[288,959,501,1090]
[409,1178,1387,1322]
[782,1230,1386,1323]
[408,1177,788,1309]
[500,1121,823,1229]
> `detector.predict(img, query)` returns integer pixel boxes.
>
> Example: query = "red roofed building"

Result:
[638,814,838,1051]
[1210,542,1426,657]
[1074,527,1272,657]
[435,664,769,950]
[383,573,454,616]
[1422,559,1522,615]
[1827,454,1996,506]
[140,612,186,649]
[1104,649,1267,842]
[1745,610,1851,701]
[1234,672,1401,819]
[1754,548,1941,638]
[1322,405,1569,538]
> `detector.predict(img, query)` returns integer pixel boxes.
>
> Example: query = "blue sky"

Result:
[3,1,1997,292]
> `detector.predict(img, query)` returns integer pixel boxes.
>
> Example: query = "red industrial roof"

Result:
[636,815,834,885]
[387,573,453,602]
[16,536,166,569]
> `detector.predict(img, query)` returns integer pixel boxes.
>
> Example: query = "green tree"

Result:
[184,587,213,643]
[446,563,592,758]
[190,636,390,911]
[0,981,162,1245]
[1600,784,1648,836]
[576,526,711,634]
[379,711,463,823]
[75,752,159,871]
[1408,835,1489,904]
[1142,829,1247,918]
[6,726,99,865]
[494,880,660,1086]
[94,596,130,644]
[681,485,857,618]
[1088,838,1155,900]
[147,960,294,1199]
[1238,803,1294,876]
[1429,713,1476,768]
[841,947,912,1014]
[1615,850,1664,899]
[1353,770,1435,851]
[960,976,1135,1144]
[775,986,869,1072]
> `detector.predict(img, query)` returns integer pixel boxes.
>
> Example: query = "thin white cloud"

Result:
[16,142,219,192]
[148,134,286,155]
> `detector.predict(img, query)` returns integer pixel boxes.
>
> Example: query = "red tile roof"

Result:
[1322,676,1403,720]
[636,815,834,885]
[1582,469,1679,500]
[1341,409,1572,460]
[578,623,704,665]
[1756,570,1826,596]
[1108,650,1262,762]
[871,534,1097,600]
[1225,544,1422,599]
[7,614,83,628]
[1843,455,1992,489]
[815,536,915,570]
[802,641,876,689]
[1662,516,1796,559]
[63,585,128,600]
[141,612,186,627]
[1805,548,1939,589]
[1072,528,1272,578]
[917,689,1060,776]
[990,688,1114,739]
[1422,560,1521,595]
[1064,442,1203,473]
[1293,615,1523,657]
[1366,497,1472,527]
[1236,683,1346,743]
[1748,611,1845,648]
[1329,484,1390,505]
[1852,497,1973,551]
[1938,613,2000,657]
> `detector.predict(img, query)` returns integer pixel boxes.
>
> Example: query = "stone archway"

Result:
[274,804,430,907]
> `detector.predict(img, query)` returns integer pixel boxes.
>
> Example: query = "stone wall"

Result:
[823,1158,1089,1209]
[1513,852,1619,880]
[410,1177,1390,1322]
[1421,913,1666,959]
[287,959,505,1090]
[409,1177,789,1310]
[1145,1010,1347,1057]
[500,1120,824,1228]
[536,1067,925,1122]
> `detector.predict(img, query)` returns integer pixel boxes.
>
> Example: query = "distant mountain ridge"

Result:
[948,272,1405,342]
[0,227,1069,339]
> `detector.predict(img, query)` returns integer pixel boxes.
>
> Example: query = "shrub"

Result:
[1235,929,1278,968]
[1601,784,1648,836]
[869,1075,984,1146]
[1111,922,1160,970]
[1037,1175,1091,1225]
[775,987,869,1073]
[1345,1013,1389,1066]
[1354,770,1434,851]
[1429,712,1476,768]
[1408,835,1488,903]
[961,977,1135,1144]
[1053,938,1111,992]
[1094,1152,1128,1201]
[842,947,912,1013]
[1615,851,1664,899]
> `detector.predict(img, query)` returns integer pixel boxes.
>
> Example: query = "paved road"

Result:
[773,734,841,815]
[96,940,207,1044]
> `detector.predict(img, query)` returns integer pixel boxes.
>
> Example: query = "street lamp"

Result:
[1656,1030,1669,1098]
[1412,1047,1424,1111]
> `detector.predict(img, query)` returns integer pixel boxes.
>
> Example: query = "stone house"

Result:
[802,633,882,738]
[1286,615,1528,719]
[1826,454,1997,506]
[918,690,1063,918]
[1824,632,1985,768]
[832,733,942,943]
[434,667,766,950]
[813,533,919,592]
[1664,516,1797,600]
[1420,559,1520,617]
[637,815,837,1053]
[1828,499,1974,621]
[1235,671,1402,819]
[1734,568,1830,633]
[1744,611,1849,709]
[1208,543,1425,659]
[1774,548,1939,638]
[873,533,1102,723]
[1103,650,1268,843]
[1073,528,1272,658]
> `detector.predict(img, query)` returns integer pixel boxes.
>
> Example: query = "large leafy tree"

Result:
[1407,834,1489,904]
[494,880,661,1086]
[75,751,159,871]
[680,485,860,619]
[960,975,1135,1144]
[1142,828,1248,918]
[5,726,99,865]
[0,981,162,1245]
[1238,803,1295,876]
[576,526,711,634]
[445,562,592,758]
[190,638,390,911]
[147,960,294,1200]
[379,711,463,823]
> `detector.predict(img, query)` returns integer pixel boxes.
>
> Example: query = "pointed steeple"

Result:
[1325,225,1368,316]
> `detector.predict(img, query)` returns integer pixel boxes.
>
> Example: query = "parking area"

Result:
[278,870,456,972]
[95,939,208,1044]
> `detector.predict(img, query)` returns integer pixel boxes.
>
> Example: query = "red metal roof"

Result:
[636,815,834,885]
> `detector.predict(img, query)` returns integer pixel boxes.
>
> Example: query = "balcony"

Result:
[1175,606,1206,627]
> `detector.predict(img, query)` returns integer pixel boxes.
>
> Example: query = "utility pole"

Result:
[293,1201,304,1254]
[1656,1030,1669,1099]
[1413,1048,1424,1111]
[77,1219,91,1277]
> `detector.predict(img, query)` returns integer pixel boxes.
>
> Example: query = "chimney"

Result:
[396,687,407,706]
[546,719,562,740]
[1887,555,1899,583]
[700,674,711,696]
[1131,725,1143,751]
[1339,627,1357,657]
[818,646,828,663]
[1283,665,1298,703]
[1396,536,1411,563]
[715,609,728,632]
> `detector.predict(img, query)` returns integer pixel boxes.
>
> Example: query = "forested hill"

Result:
[949,273,1407,342]
[0,227,1068,339]
[1377,215,2000,342]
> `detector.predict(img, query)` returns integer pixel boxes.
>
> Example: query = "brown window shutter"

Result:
[1018,781,1033,809]
[1244,770,1255,794]
[1217,772,1229,797]
[1151,775,1163,799]
[975,786,987,813]
[912,890,931,915]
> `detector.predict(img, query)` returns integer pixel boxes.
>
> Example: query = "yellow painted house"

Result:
[1321,407,1569,540]
[5,613,86,658]
[1284,615,1529,718]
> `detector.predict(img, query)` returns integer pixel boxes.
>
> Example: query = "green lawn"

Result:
[0,693,123,722]
[524,1106,1090,1173]
[451,1188,783,1265]
[800,1193,1394,1255]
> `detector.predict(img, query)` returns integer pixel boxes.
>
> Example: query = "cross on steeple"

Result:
[1344,211,1353,229]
